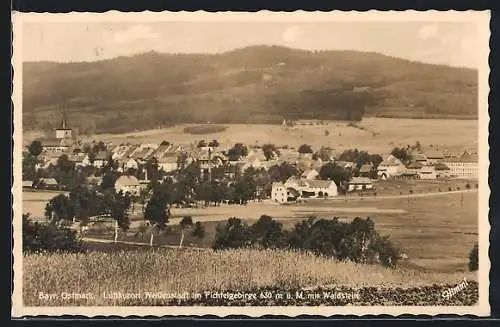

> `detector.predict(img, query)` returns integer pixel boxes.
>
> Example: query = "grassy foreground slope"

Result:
[24,248,477,306]
[23,46,477,134]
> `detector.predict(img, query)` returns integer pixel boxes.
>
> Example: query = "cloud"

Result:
[113,24,161,44]
[417,23,439,40]
[282,26,303,44]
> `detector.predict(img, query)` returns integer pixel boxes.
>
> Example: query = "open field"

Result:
[23,248,478,306]
[79,190,478,274]
[23,118,478,154]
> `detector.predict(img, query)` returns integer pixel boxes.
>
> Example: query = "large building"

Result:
[377,155,406,179]
[442,151,479,179]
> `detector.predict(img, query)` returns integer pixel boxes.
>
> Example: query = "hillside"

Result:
[22,45,478,134]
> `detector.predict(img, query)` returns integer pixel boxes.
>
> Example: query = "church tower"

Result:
[55,108,73,139]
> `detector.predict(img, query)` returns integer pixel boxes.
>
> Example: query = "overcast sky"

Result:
[21,20,480,68]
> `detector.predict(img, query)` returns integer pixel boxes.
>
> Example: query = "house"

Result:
[40,138,70,153]
[131,145,158,163]
[301,169,319,180]
[347,177,373,192]
[93,150,111,168]
[114,175,141,196]
[411,152,428,166]
[22,180,33,189]
[158,154,178,173]
[271,182,301,203]
[442,151,478,179]
[68,153,89,167]
[418,166,437,180]
[377,155,406,180]
[425,150,445,165]
[434,162,451,178]
[358,163,373,178]
[406,161,424,174]
[284,177,338,198]
[35,178,59,190]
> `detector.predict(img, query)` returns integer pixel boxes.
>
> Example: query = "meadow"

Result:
[23,248,478,306]
[23,118,478,155]
[76,190,478,274]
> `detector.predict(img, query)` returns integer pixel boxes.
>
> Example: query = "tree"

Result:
[191,221,205,239]
[250,215,287,249]
[28,140,43,157]
[324,130,330,136]
[227,143,248,161]
[46,194,74,224]
[315,146,334,162]
[109,191,131,243]
[268,163,300,183]
[262,143,278,161]
[197,140,207,148]
[391,147,411,163]
[212,217,252,250]
[23,214,83,253]
[318,163,352,189]
[144,189,170,247]
[179,216,194,248]
[369,154,383,169]
[298,144,313,154]
[468,243,479,271]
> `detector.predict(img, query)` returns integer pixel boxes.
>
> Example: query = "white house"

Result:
[114,175,141,196]
[284,177,338,198]
[347,177,374,192]
[271,182,301,203]
[158,155,178,172]
[377,155,406,179]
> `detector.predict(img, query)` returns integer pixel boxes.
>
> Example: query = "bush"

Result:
[468,243,478,271]
[214,215,401,268]
[465,183,471,189]
[212,218,252,250]
[23,214,83,254]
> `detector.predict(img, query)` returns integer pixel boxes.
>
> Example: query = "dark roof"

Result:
[94,151,110,161]
[406,161,424,169]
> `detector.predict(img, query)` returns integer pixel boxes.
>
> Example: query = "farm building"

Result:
[347,177,373,192]
[284,177,338,198]
[358,163,373,178]
[114,175,141,196]
[406,161,424,174]
[377,155,406,180]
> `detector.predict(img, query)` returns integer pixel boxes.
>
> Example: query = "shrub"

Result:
[448,187,453,192]
[23,214,83,254]
[324,130,330,136]
[468,243,479,271]
[465,183,471,189]
[212,217,252,250]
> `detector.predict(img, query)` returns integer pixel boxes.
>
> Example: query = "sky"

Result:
[21,20,481,68]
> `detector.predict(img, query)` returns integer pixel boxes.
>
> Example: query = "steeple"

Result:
[58,107,70,130]
[55,106,73,140]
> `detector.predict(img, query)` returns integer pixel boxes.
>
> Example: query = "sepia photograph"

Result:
[11,10,490,317]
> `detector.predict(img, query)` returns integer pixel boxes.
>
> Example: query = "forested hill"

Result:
[23,45,478,134]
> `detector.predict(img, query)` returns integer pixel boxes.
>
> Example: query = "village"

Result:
[23,111,479,207]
